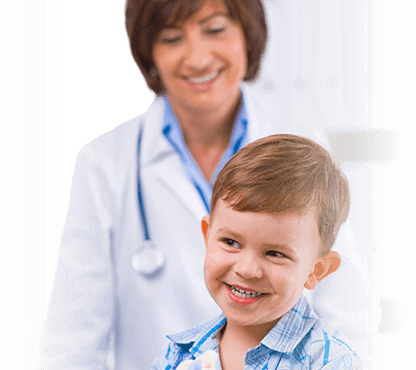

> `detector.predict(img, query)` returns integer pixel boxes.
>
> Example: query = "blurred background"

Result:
[0,0,414,369]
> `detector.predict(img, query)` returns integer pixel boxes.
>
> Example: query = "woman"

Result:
[42,0,270,369]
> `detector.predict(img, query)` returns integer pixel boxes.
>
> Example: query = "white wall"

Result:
[43,0,155,312]
[371,0,415,368]
[0,2,45,368]
[2,1,153,369]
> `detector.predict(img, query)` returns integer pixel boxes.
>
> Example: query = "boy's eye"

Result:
[265,250,286,258]
[222,238,240,248]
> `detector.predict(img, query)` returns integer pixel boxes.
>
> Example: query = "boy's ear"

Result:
[304,251,341,290]
[201,216,211,248]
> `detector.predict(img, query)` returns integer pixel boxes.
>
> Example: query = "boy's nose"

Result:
[232,253,264,280]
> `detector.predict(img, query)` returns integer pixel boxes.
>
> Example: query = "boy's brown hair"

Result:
[211,134,350,255]
[125,0,267,95]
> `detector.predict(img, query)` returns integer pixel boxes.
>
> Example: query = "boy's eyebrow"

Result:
[216,227,244,240]
[263,243,296,254]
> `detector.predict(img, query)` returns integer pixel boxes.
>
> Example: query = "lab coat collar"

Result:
[242,83,276,144]
[137,86,276,221]
[138,96,208,220]
[139,96,175,167]
[139,85,274,167]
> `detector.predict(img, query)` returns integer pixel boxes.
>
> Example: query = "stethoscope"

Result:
[131,124,166,277]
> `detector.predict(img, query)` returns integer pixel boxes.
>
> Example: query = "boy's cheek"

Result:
[273,267,308,294]
[205,254,226,281]
[206,244,225,261]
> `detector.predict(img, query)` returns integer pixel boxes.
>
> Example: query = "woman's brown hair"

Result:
[125,0,268,95]
[211,135,351,255]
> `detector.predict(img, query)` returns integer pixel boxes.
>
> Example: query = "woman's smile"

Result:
[184,69,223,91]
[185,69,221,84]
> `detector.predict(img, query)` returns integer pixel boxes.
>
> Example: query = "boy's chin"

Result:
[223,311,281,329]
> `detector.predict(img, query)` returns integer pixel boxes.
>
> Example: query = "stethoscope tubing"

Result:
[137,124,150,241]
[132,123,166,277]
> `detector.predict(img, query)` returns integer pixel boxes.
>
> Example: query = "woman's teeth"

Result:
[187,71,219,84]
[230,285,262,298]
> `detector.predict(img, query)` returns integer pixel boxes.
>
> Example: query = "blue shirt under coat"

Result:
[162,92,248,213]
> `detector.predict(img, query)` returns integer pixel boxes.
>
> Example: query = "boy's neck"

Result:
[219,319,279,370]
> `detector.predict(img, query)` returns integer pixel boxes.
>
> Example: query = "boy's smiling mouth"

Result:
[224,283,267,305]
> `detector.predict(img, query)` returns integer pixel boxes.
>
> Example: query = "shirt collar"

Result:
[167,314,227,358]
[167,294,318,357]
[260,294,318,355]
[161,91,249,213]
[161,91,248,164]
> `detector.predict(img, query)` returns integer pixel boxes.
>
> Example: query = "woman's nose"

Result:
[233,253,264,280]
[183,34,213,72]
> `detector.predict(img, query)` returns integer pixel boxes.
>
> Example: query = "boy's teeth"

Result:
[188,71,219,84]
[230,285,262,298]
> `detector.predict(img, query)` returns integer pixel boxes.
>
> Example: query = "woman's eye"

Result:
[266,250,285,258]
[222,238,240,248]
[161,36,182,44]
[206,27,225,35]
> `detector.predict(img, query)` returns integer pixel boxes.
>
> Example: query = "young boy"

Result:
[151,134,360,370]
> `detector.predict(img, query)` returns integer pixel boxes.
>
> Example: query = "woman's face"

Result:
[152,0,247,114]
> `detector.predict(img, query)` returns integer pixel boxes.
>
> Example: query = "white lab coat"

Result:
[41,86,369,370]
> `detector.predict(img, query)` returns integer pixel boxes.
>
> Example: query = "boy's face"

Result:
[202,199,339,331]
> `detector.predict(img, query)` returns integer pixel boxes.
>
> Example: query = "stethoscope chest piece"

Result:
[132,240,165,278]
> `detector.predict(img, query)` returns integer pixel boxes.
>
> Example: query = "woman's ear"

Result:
[201,216,211,248]
[304,251,341,290]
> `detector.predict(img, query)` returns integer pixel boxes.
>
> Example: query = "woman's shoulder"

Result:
[80,97,165,163]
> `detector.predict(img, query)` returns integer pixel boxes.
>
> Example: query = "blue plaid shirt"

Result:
[151,295,360,370]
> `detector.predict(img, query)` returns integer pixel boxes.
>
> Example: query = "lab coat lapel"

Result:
[140,97,208,222]
[138,88,289,222]
[137,89,271,223]
[139,97,173,166]
[151,157,208,220]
